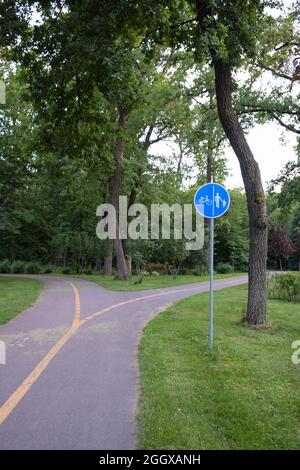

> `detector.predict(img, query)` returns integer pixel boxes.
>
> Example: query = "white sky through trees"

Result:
[225,123,298,190]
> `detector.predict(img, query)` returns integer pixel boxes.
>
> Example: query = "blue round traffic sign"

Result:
[194,183,230,219]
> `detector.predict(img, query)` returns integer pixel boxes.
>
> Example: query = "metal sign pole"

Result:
[209,218,214,352]
[194,182,230,352]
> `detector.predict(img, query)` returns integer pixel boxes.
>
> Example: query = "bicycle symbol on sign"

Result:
[197,195,212,206]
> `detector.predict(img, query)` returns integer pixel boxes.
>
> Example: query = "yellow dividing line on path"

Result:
[70,282,81,329]
[0,279,242,425]
[0,282,81,425]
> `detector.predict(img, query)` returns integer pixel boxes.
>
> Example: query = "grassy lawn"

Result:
[138,285,300,449]
[0,276,43,324]
[66,272,246,291]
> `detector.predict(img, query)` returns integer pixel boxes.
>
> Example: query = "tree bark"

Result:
[214,59,268,325]
[103,239,113,276]
[123,123,155,275]
[123,186,137,278]
[109,106,129,280]
[103,179,113,275]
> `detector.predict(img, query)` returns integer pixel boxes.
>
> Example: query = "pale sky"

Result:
[225,124,298,190]
[152,124,298,191]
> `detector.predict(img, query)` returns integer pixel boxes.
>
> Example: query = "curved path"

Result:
[0,274,247,449]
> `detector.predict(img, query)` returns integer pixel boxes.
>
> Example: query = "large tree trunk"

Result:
[109,106,129,280]
[123,124,155,276]
[123,187,137,278]
[103,179,113,275]
[103,239,113,276]
[214,59,268,325]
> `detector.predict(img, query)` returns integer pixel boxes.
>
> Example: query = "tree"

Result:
[9,1,152,279]
[268,222,294,271]
[293,229,300,271]
[124,0,270,323]
[215,190,249,271]
[3,0,284,306]
[193,0,269,324]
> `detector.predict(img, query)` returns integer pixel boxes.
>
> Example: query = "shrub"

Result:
[11,260,26,273]
[192,266,208,276]
[179,267,188,275]
[62,267,71,275]
[215,262,234,274]
[42,265,53,274]
[82,268,92,275]
[25,261,41,274]
[268,273,300,302]
[0,259,11,273]
[145,263,169,275]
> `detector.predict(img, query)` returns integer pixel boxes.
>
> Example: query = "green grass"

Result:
[0,276,43,324]
[138,285,300,449]
[65,273,245,291]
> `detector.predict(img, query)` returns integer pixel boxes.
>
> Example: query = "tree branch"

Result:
[274,41,300,51]
[238,105,298,117]
[273,115,300,134]
[138,16,197,48]
[256,61,293,82]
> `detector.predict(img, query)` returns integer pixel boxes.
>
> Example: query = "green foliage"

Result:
[0,260,54,274]
[0,259,11,273]
[82,268,93,275]
[194,0,265,64]
[1,0,289,278]
[11,260,26,274]
[62,267,71,275]
[25,261,41,274]
[268,273,300,302]
[215,190,249,271]
[145,263,169,275]
[42,265,53,274]
[191,266,209,276]
[215,262,234,274]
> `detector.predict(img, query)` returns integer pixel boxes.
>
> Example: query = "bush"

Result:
[191,266,208,276]
[268,273,300,302]
[0,259,11,273]
[145,263,169,275]
[25,261,41,274]
[42,265,53,274]
[141,271,150,276]
[11,260,27,273]
[179,267,189,275]
[215,262,234,274]
[62,267,71,275]
[82,268,92,275]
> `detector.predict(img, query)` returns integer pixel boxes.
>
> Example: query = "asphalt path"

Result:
[0,274,247,449]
